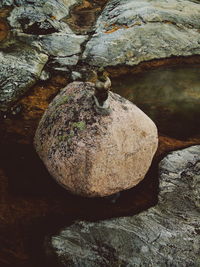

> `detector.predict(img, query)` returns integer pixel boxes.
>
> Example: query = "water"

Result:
[1,64,200,266]
[112,65,200,140]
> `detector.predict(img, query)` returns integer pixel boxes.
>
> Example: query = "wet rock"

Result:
[6,0,87,59]
[36,34,87,57]
[45,145,200,267]
[0,0,87,110]
[15,32,87,73]
[34,82,158,197]
[8,5,74,35]
[1,0,78,18]
[71,71,82,81]
[0,0,13,7]
[40,70,50,81]
[83,0,200,67]
[0,47,48,112]
[47,56,79,73]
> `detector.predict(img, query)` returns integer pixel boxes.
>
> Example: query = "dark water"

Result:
[112,65,200,140]
[1,65,200,266]
[0,143,159,266]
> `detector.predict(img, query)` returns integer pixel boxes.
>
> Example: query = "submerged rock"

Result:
[45,145,200,267]
[34,82,158,197]
[83,0,200,67]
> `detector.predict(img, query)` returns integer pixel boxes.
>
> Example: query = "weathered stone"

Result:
[0,0,87,110]
[0,0,13,7]
[15,32,87,57]
[1,0,79,18]
[8,5,74,35]
[71,71,82,81]
[34,82,158,197]
[47,56,79,73]
[0,47,48,112]
[45,145,200,267]
[36,34,87,57]
[83,0,200,67]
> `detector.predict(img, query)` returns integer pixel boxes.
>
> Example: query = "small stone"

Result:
[71,71,82,81]
[34,82,158,197]
[40,70,50,81]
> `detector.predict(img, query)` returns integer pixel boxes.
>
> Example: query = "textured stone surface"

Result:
[45,145,200,267]
[0,47,48,111]
[0,0,86,111]
[6,0,87,58]
[83,0,200,67]
[34,82,158,197]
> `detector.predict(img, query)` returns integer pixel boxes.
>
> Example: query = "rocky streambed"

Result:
[0,0,200,266]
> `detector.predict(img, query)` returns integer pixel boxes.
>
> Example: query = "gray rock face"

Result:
[0,0,13,7]
[6,0,86,58]
[45,146,200,267]
[0,47,48,111]
[83,0,200,67]
[7,0,78,35]
[0,0,86,111]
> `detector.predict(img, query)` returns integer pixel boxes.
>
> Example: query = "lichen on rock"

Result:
[34,82,158,197]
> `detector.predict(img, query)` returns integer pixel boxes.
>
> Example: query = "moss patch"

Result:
[57,121,86,145]
[72,121,86,131]
[54,95,69,108]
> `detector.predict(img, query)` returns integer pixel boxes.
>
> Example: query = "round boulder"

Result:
[34,82,158,197]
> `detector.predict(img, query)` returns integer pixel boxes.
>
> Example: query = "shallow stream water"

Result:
[112,65,200,140]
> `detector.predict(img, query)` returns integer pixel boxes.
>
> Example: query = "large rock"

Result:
[83,0,200,67]
[0,0,87,111]
[0,47,48,112]
[6,0,87,57]
[34,82,158,197]
[6,0,87,60]
[45,145,200,267]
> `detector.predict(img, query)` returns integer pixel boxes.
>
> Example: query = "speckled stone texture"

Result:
[34,82,158,197]
[45,145,200,267]
[83,0,200,67]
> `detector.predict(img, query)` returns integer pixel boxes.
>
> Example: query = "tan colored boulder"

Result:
[34,82,158,197]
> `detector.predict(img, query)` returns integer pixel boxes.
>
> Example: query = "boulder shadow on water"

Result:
[0,143,159,219]
[0,142,159,265]
[112,64,200,140]
[0,143,63,197]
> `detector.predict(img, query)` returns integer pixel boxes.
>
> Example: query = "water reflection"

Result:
[112,65,200,140]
